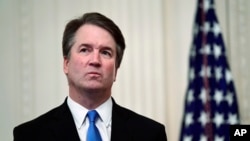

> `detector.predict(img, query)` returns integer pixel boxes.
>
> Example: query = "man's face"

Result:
[64,24,117,93]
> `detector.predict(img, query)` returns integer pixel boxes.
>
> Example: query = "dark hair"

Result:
[62,12,126,68]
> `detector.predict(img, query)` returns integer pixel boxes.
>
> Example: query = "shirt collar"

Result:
[67,96,112,129]
[95,97,112,128]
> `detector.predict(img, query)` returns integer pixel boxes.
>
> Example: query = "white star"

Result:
[200,134,207,141]
[205,44,211,55]
[213,112,224,128]
[227,113,239,125]
[199,66,204,77]
[183,135,192,141]
[199,88,207,104]
[185,112,194,127]
[225,69,232,84]
[213,22,221,37]
[215,67,222,82]
[203,44,211,55]
[200,65,211,78]
[225,91,233,106]
[206,66,211,78]
[193,23,199,36]
[190,46,196,58]
[214,89,224,105]
[214,135,224,141]
[199,111,209,127]
[187,89,194,104]
[201,0,212,12]
[189,67,195,81]
[203,22,211,34]
[201,44,211,55]
[213,43,222,59]
[207,67,211,78]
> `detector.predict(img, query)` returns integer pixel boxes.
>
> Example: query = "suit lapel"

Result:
[111,98,132,141]
[50,99,80,141]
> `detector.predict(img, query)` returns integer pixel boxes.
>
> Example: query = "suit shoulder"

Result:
[14,102,65,131]
[113,103,167,140]
[114,103,165,128]
[13,103,68,140]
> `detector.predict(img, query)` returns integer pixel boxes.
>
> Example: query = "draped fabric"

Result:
[179,0,240,141]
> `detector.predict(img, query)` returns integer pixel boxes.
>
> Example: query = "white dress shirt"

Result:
[67,96,112,141]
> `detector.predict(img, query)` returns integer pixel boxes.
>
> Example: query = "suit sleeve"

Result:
[13,126,23,141]
[13,125,35,141]
[156,125,168,141]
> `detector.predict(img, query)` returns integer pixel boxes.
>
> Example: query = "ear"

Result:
[63,57,69,75]
[113,68,118,82]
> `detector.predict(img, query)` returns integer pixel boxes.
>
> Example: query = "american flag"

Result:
[179,0,240,141]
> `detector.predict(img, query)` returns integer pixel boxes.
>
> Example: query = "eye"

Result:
[80,46,92,55]
[101,50,112,58]
[80,47,88,53]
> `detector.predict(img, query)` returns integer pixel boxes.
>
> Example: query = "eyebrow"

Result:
[79,43,91,48]
[79,43,114,50]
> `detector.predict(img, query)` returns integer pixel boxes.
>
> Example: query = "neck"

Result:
[69,87,111,110]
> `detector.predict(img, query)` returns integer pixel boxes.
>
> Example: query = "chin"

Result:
[83,84,104,91]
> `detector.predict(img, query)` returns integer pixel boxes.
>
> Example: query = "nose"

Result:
[89,51,101,67]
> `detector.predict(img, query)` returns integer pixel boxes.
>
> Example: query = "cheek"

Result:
[69,58,85,73]
[106,62,117,79]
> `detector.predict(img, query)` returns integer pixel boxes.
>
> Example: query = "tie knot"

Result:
[87,110,99,122]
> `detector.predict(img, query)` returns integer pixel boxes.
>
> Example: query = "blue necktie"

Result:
[87,110,102,141]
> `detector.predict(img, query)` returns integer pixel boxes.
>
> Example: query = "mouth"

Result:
[86,71,101,76]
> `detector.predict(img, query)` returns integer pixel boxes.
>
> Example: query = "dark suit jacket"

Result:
[13,98,167,141]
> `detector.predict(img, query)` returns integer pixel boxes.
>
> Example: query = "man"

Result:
[13,12,167,141]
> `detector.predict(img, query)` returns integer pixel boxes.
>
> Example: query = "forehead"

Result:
[74,24,116,48]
